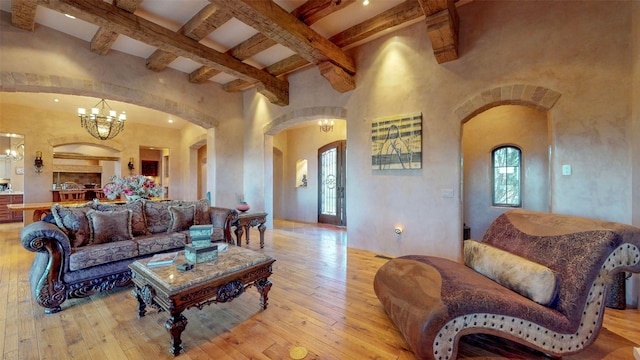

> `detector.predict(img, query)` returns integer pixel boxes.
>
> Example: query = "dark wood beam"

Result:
[90,0,141,55]
[146,4,232,72]
[11,0,37,31]
[190,0,353,84]
[211,0,356,77]
[36,0,289,105]
[330,0,424,48]
[419,0,459,63]
[223,0,423,93]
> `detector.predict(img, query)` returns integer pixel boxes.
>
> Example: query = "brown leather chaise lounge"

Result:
[374,210,640,359]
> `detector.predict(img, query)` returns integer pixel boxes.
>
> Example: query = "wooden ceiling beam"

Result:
[90,0,141,56]
[223,0,423,93]
[419,0,460,63]
[211,0,356,92]
[11,0,37,31]
[190,0,354,85]
[146,4,232,72]
[330,0,424,48]
[36,0,289,105]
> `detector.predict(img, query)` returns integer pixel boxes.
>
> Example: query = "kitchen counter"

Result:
[0,191,24,195]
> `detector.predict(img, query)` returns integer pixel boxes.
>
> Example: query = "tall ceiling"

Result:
[1,0,463,127]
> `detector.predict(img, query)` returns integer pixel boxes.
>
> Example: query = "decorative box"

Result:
[189,225,214,239]
[185,244,218,263]
[191,238,212,248]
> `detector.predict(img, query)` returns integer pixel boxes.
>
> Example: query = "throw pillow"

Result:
[96,199,148,236]
[464,239,558,306]
[193,198,212,225]
[51,203,95,248]
[144,200,181,233]
[86,209,134,244]
[168,204,196,232]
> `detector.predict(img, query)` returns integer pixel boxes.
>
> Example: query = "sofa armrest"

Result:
[21,221,72,255]
[20,221,73,314]
[209,207,238,244]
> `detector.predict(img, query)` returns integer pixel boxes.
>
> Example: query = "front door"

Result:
[318,140,346,226]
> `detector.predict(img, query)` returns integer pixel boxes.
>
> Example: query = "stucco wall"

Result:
[273,121,347,223]
[0,11,245,209]
[244,1,634,260]
[463,105,549,239]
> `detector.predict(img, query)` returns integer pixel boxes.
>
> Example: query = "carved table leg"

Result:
[165,312,188,356]
[245,225,250,245]
[258,223,266,248]
[234,226,244,247]
[133,287,147,318]
[256,278,272,310]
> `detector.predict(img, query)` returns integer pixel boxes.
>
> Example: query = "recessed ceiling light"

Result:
[53,98,59,103]
[363,0,369,5]
[168,119,174,123]
[64,14,76,19]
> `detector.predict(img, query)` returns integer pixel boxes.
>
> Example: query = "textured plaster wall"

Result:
[0,103,197,220]
[0,11,244,209]
[273,122,346,223]
[244,1,634,260]
[633,1,640,227]
[463,105,549,239]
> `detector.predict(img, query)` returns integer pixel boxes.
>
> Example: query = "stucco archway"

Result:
[0,72,219,128]
[263,106,348,227]
[457,84,561,237]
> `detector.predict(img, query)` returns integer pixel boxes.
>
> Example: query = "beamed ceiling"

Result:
[6,0,464,107]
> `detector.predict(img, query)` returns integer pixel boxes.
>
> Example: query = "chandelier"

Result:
[78,99,126,140]
[318,119,334,133]
[3,143,24,161]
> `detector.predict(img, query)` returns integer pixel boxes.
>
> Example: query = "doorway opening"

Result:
[318,140,347,226]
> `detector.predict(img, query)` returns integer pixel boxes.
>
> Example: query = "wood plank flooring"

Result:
[0,219,638,359]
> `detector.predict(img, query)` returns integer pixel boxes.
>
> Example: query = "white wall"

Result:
[244,1,634,261]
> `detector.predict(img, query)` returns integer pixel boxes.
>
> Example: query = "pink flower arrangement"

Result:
[102,175,164,200]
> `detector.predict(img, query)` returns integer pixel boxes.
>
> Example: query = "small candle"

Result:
[36,151,42,158]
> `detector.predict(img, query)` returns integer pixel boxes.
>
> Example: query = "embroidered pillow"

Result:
[96,199,148,236]
[144,200,181,233]
[464,239,558,306]
[51,203,95,248]
[168,204,196,232]
[86,209,134,244]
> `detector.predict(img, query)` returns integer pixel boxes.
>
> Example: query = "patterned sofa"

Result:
[20,198,237,314]
[374,210,640,359]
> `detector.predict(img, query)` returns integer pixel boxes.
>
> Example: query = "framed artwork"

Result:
[371,112,422,170]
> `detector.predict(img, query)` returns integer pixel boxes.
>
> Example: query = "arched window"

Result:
[492,146,522,207]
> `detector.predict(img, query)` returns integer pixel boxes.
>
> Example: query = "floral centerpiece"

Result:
[102,175,164,200]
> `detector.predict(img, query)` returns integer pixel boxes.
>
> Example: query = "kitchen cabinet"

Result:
[0,194,23,223]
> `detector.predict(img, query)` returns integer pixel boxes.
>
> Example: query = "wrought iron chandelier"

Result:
[78,99,126,140]
[318,119,334,133]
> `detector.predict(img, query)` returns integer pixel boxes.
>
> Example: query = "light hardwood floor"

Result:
[0,220,638,359]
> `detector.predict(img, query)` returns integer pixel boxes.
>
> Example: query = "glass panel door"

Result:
[318,141,346,226]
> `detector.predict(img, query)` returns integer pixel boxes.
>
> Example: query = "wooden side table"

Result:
[233,212,268,248]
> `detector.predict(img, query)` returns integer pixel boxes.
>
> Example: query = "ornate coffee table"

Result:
[129,246,275,356]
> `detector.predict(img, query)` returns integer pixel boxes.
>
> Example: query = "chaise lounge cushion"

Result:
[464,239,558,305]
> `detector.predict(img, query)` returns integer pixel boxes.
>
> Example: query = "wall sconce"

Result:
[34,151,44,174]
[319,119,334,133]
[128,157,135,173]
